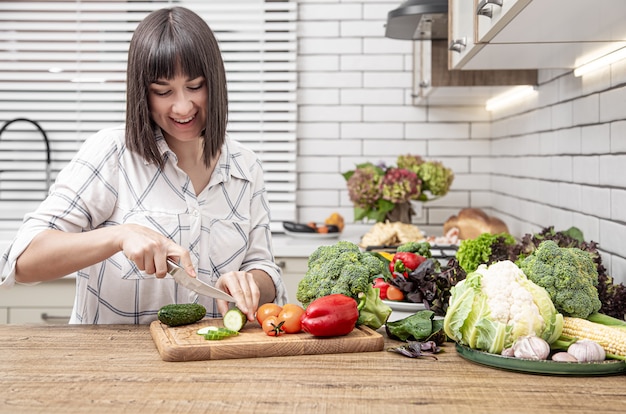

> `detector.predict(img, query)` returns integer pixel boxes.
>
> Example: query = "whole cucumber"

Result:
[157,303,206,327]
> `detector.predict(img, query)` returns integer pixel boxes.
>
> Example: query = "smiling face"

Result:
[148,74,208,144]
[125,7,228,168]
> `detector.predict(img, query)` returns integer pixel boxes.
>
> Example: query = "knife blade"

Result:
[166,259,235,302]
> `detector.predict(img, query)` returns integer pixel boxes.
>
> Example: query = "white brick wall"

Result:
[489,71,626,284]
[296,0,626,283]
[297,0,489,226]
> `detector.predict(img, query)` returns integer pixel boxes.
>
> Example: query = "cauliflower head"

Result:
[443,260,563,354]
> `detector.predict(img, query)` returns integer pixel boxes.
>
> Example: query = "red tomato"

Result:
[256,303,282,325]
[278,304,305,334]
[386,285,405,301]
[262,315,285,337]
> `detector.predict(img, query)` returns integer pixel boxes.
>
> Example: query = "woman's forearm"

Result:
[249,269,277,305]
[14,227,123,283]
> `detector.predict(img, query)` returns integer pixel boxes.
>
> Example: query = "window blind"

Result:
[0,0,297,232]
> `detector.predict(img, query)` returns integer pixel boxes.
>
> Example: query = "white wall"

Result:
[489,67,626,285]
[296,0,626,284]
[296,0,491,226]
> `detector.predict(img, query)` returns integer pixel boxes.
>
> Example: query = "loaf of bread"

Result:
[443,208,509,240]
[360,221,425,247]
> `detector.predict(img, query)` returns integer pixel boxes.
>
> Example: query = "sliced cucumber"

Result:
[223,307,247,332]
[204,327,238,340]
[196,326,219,335]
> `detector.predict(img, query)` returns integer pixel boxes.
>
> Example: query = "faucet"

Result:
[0,118,52,189]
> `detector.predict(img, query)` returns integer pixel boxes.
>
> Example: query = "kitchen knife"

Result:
[166,259,235,302]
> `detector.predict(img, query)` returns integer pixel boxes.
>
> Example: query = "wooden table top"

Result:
[1,324,625,414]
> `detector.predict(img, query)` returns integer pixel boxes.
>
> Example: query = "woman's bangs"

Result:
[147,37,204,82]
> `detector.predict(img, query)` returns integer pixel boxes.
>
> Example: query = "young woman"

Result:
[0,7,287,324]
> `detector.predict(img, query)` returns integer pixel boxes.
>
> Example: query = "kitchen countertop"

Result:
[272,223,441,257]
[1,324,624,413]
[271,224,367,257]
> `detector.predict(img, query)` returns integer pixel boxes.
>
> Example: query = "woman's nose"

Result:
[172,93,193,115]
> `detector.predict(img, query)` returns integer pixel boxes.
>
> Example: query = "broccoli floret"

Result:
[307,240,360,265]
[297,243,377,306]
[360,252,385,276]
[396,241,432,257]
[296,241,391,329]
[519,240,601,319]
[332,263,370,297]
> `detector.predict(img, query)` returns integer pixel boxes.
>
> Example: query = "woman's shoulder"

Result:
[69,124,140,169]
[222,135,264,181]
[81,124,126,151]
[224,135,260,163]
[87,124,125,142]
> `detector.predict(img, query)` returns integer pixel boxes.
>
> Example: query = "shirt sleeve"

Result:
[240,157,288,305]
[0,128,121,287]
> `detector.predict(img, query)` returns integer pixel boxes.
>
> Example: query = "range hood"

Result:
[385,0,448,40]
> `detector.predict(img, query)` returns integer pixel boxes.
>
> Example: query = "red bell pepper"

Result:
[373,277,390,300]
[389,252,425,278]
[300,294,359,337]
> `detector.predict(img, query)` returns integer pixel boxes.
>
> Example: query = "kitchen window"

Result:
[0,0,297,232]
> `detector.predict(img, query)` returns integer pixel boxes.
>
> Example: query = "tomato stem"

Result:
[270,320,285,336]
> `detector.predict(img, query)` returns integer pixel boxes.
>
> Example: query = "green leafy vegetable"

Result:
[357,285,392,329]
[455,232,516,273]
[385,310,444,342]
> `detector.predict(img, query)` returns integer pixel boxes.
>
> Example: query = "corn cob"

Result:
[562,316,626,357]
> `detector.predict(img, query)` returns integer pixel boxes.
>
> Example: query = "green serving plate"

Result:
[455,343,626,376]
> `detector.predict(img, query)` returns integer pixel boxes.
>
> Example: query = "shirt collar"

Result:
[155,128,250,183]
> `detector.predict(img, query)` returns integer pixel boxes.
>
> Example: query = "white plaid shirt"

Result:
[0,125,287,324]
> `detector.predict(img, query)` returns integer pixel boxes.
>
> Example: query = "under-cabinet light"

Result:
[485,85,536,112]
[574,46,626,77]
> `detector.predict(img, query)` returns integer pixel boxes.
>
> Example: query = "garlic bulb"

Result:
[567,339,606,362]
[512,336,550,360]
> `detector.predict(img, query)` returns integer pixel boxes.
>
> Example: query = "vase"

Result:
[385,202,413,224]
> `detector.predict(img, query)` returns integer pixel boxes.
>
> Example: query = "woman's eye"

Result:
[188,84,203,91]
[153,90,170,96]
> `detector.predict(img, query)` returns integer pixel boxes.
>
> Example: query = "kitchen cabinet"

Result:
[414,39,536,106]
[449,0,626,70]
[275,256,308,306]
[0,277,74,324]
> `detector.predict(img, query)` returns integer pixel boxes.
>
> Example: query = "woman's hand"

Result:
[119,223,194,279]
[214,271,261,321]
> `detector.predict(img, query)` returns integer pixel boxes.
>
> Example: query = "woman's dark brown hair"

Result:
[125,7,228,168]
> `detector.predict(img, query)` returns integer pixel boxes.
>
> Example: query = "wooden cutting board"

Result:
[150,318,385,362]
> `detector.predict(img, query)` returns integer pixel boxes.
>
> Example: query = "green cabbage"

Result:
[443,260,563,354]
